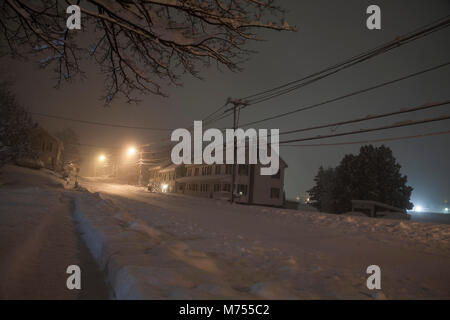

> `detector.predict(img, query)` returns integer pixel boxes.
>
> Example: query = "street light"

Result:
[127,147,136,156]
[99,154,106,162]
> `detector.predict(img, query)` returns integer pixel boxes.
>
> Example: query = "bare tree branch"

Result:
[0,0,294,104]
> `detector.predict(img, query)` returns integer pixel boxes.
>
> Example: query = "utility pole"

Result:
[225,98,249,203]
[138,147,143,186]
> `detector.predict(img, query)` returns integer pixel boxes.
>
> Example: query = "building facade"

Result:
[30,125,63,171]
[148,160,287,207]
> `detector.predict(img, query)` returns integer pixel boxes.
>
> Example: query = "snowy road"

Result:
[80,178,450,299]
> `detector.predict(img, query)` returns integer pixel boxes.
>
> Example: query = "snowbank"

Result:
[73,191,254,299]
[73,193,146,299]
[15,157,44,170]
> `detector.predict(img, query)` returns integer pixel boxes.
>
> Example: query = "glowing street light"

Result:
[415,205,423,213]
[98,154,106,162]
[445,208,449,213]
[161,183,168,192]
[127,147,136,157]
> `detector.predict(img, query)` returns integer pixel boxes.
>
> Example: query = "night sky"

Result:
[2,0,449,211]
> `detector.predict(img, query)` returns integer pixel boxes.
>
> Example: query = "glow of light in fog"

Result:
[415,205,423,213]
[98,154,106,162]
[127,147,136,156]
[161,184,168,192]
[445,208,449,213]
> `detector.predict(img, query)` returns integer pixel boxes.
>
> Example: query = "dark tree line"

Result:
[0,82,35,167]
[308,145,413,213]
[0,82,82,168]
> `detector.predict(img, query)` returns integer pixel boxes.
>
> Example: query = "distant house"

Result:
[30,125,63,171]
[148,159,288,207]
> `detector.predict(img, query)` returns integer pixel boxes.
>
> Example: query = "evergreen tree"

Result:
[308,145,413,213]
[308,166,336,212]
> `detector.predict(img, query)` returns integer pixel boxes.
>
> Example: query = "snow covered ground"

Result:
[0,165,109,299]
[77,177,450,299]
[1,166,449,299]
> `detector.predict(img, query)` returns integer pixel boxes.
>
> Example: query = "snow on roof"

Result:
[159,164,178,172]
[351,200,405,213]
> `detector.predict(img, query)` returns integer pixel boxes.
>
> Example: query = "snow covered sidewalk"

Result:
[0,165,109,299]
[76,179,450,299]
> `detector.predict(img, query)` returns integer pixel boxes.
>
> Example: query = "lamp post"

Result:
[138,147,143,186]
[95,154,106,177]
[124,146,140,185]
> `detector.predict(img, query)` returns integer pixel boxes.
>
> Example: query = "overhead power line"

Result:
[237,61,450,128]
[279,114,450,144]
[280,130,450,147]
[239,15,450,106]
[279,100,450,136]
[191,101,450,157]
[30,112,174,131]
[68,142,120,149]
[183,15,450,135]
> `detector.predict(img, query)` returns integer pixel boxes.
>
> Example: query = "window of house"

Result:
[194,168,199,176]
[202,166,211,176]
[215,165,221,175]
[213,184,220,192]
[238,164,249,176]
[225,165,232,175]
[222,184,231,192]
[270,188,280,199]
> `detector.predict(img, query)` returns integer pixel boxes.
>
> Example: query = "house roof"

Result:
[31,125,64,148]
[148,159,172,171]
